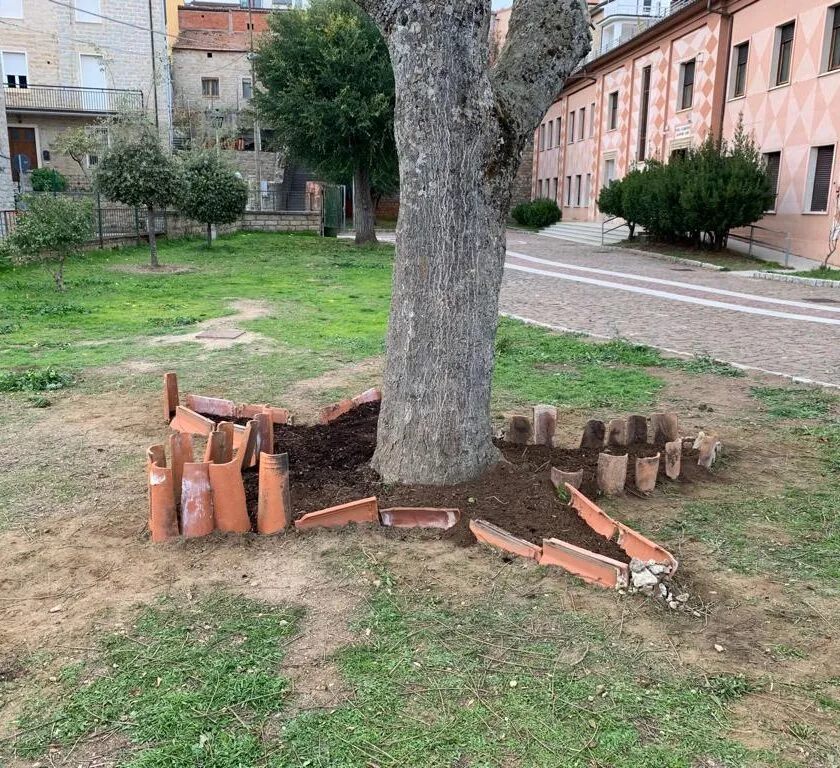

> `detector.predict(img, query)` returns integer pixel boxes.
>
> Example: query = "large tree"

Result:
[361,0,591,485]
[254,0,397,245]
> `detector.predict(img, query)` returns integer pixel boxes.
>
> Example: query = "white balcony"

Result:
[601,0,670,19]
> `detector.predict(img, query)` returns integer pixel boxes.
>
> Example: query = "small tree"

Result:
[597,178,625,227]
[53,126,101,183]
[94,121,181,267]
[30,168,68,193]
[179,152,248,247]
[1,195,92,290]
[254,0,396,245]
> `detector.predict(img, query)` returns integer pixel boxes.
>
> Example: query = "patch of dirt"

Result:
[150,299,275,350]
[110,264,198,275]
[235,402,715,564]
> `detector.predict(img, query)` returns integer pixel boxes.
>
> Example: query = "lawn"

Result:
[1,232,839,768]
[617,239,790,272]
[787,267,840,281]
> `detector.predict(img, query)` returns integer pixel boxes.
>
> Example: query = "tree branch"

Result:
[491,0,592,139]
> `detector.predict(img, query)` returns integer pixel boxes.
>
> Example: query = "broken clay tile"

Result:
[352,387,382,407]
[148,455,179,542]
[635,453,660,494]
[379,507,460,529]
[566,484,619,539]
[580,419,605,449]
[203,429,228,465]
[236,422,256,471]
[696,434,722,469]
[533,404,557,447]
[319,398,355,425]
[163,372,179,422]
[147,444,166,470]
[627,414,647,444]
[616,526,678,574]
[252,411,273,462]
[265,407,291,425]
[469,519,541,560]
[506,414,532,446]
[216,422,235,464]
[651,412,680,444]
[209,459,250,534]
[550,467,584,490]
[294,496,379,530]
[597,452,628,495]
[170,406,215,437]
[665,438,682,480]
[607,418,628,447]
[235,402,269,420]
[168,432,194,508]
[185,394,236,419]
[181,462,214,538]
[539,538,629,589]
[258,452,292,534]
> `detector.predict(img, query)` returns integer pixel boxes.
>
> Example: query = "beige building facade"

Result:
[0,0,171,192]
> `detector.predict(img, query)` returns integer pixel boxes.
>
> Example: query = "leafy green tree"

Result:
[53,126,102,183]
[179,152,248,248]
[0,195,92,291]
[597,178,625,226]
[254,0,396,244]
[30,168,68,193]
[94,121,181,267]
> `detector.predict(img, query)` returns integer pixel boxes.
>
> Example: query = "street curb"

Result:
[746,271,840,289]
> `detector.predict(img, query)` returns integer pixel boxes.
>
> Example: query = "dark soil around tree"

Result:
[233,403,709,564]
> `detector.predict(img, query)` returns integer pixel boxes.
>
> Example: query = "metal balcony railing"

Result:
[3,84,143,114]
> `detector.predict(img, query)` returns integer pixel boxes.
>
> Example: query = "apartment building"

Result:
[531,0,840,264]
[170,4,269,148]
[0,0,171,190]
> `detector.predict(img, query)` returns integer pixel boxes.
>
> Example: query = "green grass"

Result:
[788,267,840,281]
[750,386,835,419]
[8,583,767,768]
[0,231,741,412]
[8,593,301,766]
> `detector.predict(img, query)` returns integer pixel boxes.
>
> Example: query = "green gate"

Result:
[321,184,344,237]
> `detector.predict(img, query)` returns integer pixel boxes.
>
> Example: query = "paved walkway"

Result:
[500,231,840,387]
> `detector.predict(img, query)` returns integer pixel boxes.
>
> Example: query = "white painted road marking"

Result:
[506,251,840,315]
[503,261,840,327]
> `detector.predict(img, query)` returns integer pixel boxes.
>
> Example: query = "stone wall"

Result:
[165,210,320,238]
[0,91,14,209]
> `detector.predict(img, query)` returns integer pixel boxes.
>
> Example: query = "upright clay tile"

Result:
[635,453,660,494]
[209,459,250,534]
[203,429,229,465]
[651,412,680,444]
[533,404,557,447]
[258,452,292,534]
[506,415,532,445]
[607,419,628,447]
[550,467,584,490]
[163,372,179,422]
[181,462,214,537]
[627,415,647,444]
[580,419,606,449]
[148,444,179,542]
[168,432,194,508]
[664,438,682,480]
[597,452,628,495]
[252,411,273,463]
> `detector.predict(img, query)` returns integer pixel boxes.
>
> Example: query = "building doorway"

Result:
[8,126,38,183]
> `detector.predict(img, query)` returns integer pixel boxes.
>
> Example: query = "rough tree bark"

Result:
[354,165,378,245]
[359,0,591,485]
[146,206,159,268]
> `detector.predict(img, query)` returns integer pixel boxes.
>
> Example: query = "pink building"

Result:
[530,0,840,265]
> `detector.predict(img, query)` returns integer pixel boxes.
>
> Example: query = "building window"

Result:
[638,66,651,161]
[202,77,220,97]
[2,51,27,87]
[774,22,795,86]
[539,123,546,151]
[730,42,749,98]
[590,102,595,137]
[807,145,835,212]
[607,91,619,130]
[0,0,23,18]
[574,175,582,206]
[242,78,252,100]
[547,120,553,149]
[584,173,591,206]
[555,118,562,146]
[568,111,575,143]
[679,59,695,110]
[550,177,557,200]
[826,5,840,72]
[578,108,585,140]
[671,147,688,161]
[763,151,781,212]
[565,176,572,205]
[75,0,101,23]
[603,157,616,187]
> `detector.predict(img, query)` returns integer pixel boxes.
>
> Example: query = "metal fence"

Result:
[3,84,143,114]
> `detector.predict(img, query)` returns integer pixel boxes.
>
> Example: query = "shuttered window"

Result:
[829,6,840,72]
[679,60,695,110]
[763,151,781,210]
[775,22,795,86]
[732,42,749,97]
[810,146,835,212]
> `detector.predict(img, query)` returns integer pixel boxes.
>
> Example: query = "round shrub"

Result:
[30,168,68,192]
[511,198,562,228]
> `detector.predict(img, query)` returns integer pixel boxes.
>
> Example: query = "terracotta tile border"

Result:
[294,496,379,530]
[469,519,542,560]
[539,538,629,588]
[380,507,460,529]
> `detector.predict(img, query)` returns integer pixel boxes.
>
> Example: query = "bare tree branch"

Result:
[491,0,592,138]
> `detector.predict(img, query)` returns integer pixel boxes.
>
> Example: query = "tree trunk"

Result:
[362,0,590,485]
[53,255,65,292]
[146,207,159,268]
[206,222,213,248]
[354,165,378,245]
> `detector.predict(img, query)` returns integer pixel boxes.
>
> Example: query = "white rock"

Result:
[676,593,690,603]
[714,643,725,653]
[631,570,659,589]
[629,558,648,574]
[649,563,669,576]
